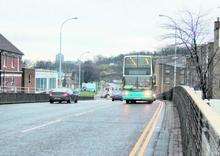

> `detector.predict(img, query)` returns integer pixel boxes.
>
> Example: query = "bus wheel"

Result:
[126,100,129,104]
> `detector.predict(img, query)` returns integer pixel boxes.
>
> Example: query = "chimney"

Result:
[215,17,220,30]
[214,18,220,49]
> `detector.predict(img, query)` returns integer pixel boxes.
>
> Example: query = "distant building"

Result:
[35,69,58,92]
[0,34,24,92]
[55,53,64,65]
[22,68,35,93]
[21,68,58,93]
[155,40,218,99]
[155,55,187,94]
[63,73,75,88]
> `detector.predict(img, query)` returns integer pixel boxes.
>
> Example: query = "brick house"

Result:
[0,34,23,92]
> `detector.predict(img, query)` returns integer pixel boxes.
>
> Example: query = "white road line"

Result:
[74,105,112,117]
[21,105,113,133]
[21,119,62,133]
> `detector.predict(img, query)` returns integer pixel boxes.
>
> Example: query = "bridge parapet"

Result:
[161,86,220,156]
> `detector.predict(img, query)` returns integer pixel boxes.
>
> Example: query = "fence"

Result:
[0,86,36,93]
[160,86,220,156]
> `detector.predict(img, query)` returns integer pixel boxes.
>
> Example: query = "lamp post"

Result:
[59,17,78,87]
[78,51,90,90]
[159,14,177,87]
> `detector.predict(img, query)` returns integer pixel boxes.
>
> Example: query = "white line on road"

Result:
[21,104,113,133]
[21,119,62,133]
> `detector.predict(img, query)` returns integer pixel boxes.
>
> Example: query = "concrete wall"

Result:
[0,93,49,104]
[160,86,220,155]
[0,93,94,104]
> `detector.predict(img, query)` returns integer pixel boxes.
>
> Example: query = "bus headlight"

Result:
[123,91,129,96]
[144,91,151,96]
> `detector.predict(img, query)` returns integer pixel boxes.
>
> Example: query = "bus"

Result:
[122,55,156,103]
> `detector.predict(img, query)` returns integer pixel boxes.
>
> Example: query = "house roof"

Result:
[0,34,24,55]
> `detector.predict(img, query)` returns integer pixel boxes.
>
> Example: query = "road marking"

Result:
[129,101,164,156]
[21,119,62,133]
[21,105,113,133]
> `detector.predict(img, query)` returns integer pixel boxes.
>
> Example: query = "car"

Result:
[111,90,123,101]
[49,88,79,104]
[100,91,110,98]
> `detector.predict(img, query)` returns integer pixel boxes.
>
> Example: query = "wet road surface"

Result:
[0,99,162,156]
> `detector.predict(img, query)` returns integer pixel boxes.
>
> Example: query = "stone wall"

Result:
[160,86,220,155]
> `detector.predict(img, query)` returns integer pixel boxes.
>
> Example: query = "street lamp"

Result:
[159,14,177,87]
[78,51,90,90]
[59,17,78,87]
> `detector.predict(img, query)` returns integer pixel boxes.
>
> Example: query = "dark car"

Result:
[111,91,123,101]
[49,88,79,104]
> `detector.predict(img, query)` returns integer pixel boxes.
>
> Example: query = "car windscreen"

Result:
[52,88,71,93]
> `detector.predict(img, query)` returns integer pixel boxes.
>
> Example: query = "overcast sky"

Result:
[0,0,219,61]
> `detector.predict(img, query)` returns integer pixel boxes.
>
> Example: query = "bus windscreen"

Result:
[124,56,152,76]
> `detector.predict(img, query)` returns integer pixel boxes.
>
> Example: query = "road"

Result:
[0,99,163,156]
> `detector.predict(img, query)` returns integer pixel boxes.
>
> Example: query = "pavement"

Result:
[0,99,182,156]
[146,101,183,156]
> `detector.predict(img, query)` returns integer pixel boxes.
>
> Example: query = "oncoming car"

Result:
[111,90,123,101]
[49,88,79,104]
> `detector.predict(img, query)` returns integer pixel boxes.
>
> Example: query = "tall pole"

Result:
[159,14,177,87]
[79,61,81,90]
[161,50,164,92]
[78,51,90,90]
[59,17,78,87]
[174,28,177,87]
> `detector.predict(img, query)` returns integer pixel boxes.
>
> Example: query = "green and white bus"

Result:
[122,55,156,104]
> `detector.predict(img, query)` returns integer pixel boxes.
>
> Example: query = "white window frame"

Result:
[3,56,6,68]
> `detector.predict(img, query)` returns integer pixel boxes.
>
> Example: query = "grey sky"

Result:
[0,0,219,61]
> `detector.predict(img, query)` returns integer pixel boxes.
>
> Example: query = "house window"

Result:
[11,57,14,68]
[180,69,185,75]
[165,77,170,84]
[36,78,47,91]
[165,66,171,74]
[180,78,185,85]
[17,57,20,71]
[11,77,15,85]
[49,78,56,89]
[3,56,6,67]
[165,69,170,74]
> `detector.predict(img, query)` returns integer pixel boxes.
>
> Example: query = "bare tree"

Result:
[161,10,219,99]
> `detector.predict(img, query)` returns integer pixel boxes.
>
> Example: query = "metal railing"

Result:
[0,86,36,93]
